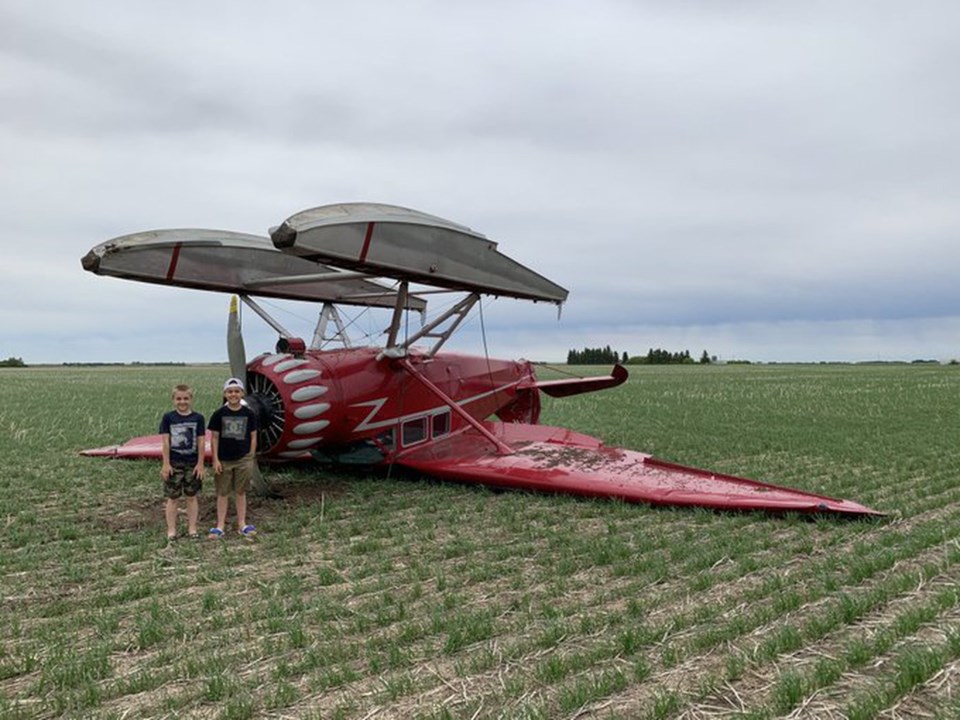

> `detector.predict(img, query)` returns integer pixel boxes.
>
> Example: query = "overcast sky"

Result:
[3,1,960,364]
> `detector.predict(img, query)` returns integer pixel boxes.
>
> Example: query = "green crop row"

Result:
[1,363,958,718]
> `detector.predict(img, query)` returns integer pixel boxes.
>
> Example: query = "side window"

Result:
[401,417,428,447]
[432,410,451,438]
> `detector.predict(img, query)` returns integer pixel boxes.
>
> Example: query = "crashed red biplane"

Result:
[81,203,880,516]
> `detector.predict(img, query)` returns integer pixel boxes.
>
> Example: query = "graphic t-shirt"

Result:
[208,404,258,462]
[159,410,206,465]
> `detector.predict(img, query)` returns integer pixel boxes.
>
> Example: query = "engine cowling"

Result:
[244,352,335,458]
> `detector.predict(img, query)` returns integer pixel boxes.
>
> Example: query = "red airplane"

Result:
[81,203,881,516]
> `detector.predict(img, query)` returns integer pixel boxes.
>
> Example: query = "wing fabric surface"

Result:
[396,423,881,516]
[81,229,425,310]
[81,435,210,460]
[81,426,880,515]
[271,203,569,304]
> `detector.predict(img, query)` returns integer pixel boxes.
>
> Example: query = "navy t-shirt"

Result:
[209,404,258,462]
[159,410,206,466]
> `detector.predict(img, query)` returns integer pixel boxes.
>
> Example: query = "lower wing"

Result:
[82,424,881,516]
[81,435,212,460]
[395,422,882,517]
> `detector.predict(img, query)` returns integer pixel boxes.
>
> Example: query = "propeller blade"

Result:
[227,295,247,381]
[226,295,276,497]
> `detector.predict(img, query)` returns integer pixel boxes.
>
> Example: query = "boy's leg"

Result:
[235,458,255,537]
[184,471,202,537]
[185,495,199,536]
[211,465,230,535]
[216,494,229,532]
[164,467,185,539]
[165,498,179,539]
[235,491,246,530]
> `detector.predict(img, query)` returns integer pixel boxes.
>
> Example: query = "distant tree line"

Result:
[60,361,187,367]
[629,348,713,365]
[567,346,629,365]
[640,348,691,364]
[0,356,25,367]
[567,347,718,365]
[567,345,717,365]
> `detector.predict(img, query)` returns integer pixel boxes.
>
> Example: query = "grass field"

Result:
[2,362,960,719]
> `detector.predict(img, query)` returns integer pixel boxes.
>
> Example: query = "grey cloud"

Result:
[4,0,960,363]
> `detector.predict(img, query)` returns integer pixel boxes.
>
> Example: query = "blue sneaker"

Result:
[208,527,224,540]
[240,524,257,540]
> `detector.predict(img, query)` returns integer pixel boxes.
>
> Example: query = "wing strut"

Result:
[239,294,294,339]
[311,303,353,349]
[396,358,514,455]
[377,283,481,360]
[384,281,409,351]
[404,293,480,358]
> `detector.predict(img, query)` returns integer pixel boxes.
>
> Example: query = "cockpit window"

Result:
[432,410,451,438]
[401,417,428,446]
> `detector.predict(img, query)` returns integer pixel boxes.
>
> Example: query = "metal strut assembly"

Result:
[379,283,481,360]
[310,302,353,349]
[398,292,480,358]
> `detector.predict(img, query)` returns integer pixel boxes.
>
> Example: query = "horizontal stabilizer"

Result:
[396,423,883,517]
[272,203,568,303]
[81,229,426,310]
[535,365,629,398]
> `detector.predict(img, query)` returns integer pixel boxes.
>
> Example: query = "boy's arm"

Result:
[194,425,206,477]
[249,429,257,458]
[160,433,172,479]
[210,430,222,473]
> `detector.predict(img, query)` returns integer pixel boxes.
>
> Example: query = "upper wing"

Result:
[82,203,569,309]
[271,203,569,304]
[81,228,426,310]
[395,422,882,516]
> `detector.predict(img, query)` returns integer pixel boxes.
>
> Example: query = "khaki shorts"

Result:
[214,457,254,496]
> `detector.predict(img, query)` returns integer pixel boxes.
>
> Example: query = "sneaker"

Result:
[208,527,225,540]
[240,524,257,540]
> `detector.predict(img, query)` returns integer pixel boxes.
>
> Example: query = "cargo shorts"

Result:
[163,465,202,499]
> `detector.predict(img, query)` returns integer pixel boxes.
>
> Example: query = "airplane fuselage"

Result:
[245,347,540,463]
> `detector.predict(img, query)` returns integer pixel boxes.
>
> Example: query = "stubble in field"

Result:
[2,363,960,718]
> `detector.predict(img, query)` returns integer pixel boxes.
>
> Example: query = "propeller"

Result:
[225,295,274,497]
[227,295,247,381]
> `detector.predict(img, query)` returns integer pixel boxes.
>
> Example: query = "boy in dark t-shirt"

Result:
[160,384,206,541]
[208,377,258,539]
